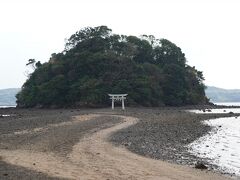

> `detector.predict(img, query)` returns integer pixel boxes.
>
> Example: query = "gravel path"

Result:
[0,109,122,179]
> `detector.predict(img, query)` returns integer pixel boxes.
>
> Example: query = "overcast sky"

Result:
[0,0,240,89]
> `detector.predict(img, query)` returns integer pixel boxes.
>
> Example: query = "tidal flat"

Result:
[0,107,238,179]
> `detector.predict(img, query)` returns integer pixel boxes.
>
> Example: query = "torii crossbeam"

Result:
[108,94,128,110]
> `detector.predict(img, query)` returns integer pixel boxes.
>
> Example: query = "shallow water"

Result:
[0,105,16,108]
[0,114,10,117]
[188,117,240,176]
[189,108,240,114]
[215,102,240,106]
[189,102,240,114]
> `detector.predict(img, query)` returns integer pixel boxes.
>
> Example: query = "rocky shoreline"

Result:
[109,108,239,177]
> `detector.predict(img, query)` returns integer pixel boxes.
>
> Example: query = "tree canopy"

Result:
[16,26,208,108]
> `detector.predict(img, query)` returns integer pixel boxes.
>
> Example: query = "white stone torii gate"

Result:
[108,94,128,110]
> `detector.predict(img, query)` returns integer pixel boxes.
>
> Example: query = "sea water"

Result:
[189,108,240,114]
[215,102,240,106]
[0,105,16,108]
[189,102,240,114]
[188,102,240,176]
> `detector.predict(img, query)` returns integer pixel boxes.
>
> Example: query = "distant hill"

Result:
[0,88,20,106]
[205,86,240,102]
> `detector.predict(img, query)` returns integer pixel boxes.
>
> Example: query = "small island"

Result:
[16,26,207,108]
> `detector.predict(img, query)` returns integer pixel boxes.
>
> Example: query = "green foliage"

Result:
[16,26,208,108]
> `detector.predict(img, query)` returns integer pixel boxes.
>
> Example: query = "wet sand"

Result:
[0,108,237,179]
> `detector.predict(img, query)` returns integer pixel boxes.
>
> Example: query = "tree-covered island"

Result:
[16,26,208,108]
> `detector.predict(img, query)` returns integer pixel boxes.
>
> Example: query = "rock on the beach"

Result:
[195,161,208,169]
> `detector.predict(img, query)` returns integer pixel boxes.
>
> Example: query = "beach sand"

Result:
[0,108,236,179]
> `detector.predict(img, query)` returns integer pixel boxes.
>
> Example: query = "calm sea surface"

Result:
[189,102,240,114]
[215,102,240,106]
[0,105,16,108]
[188,102,240,176]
